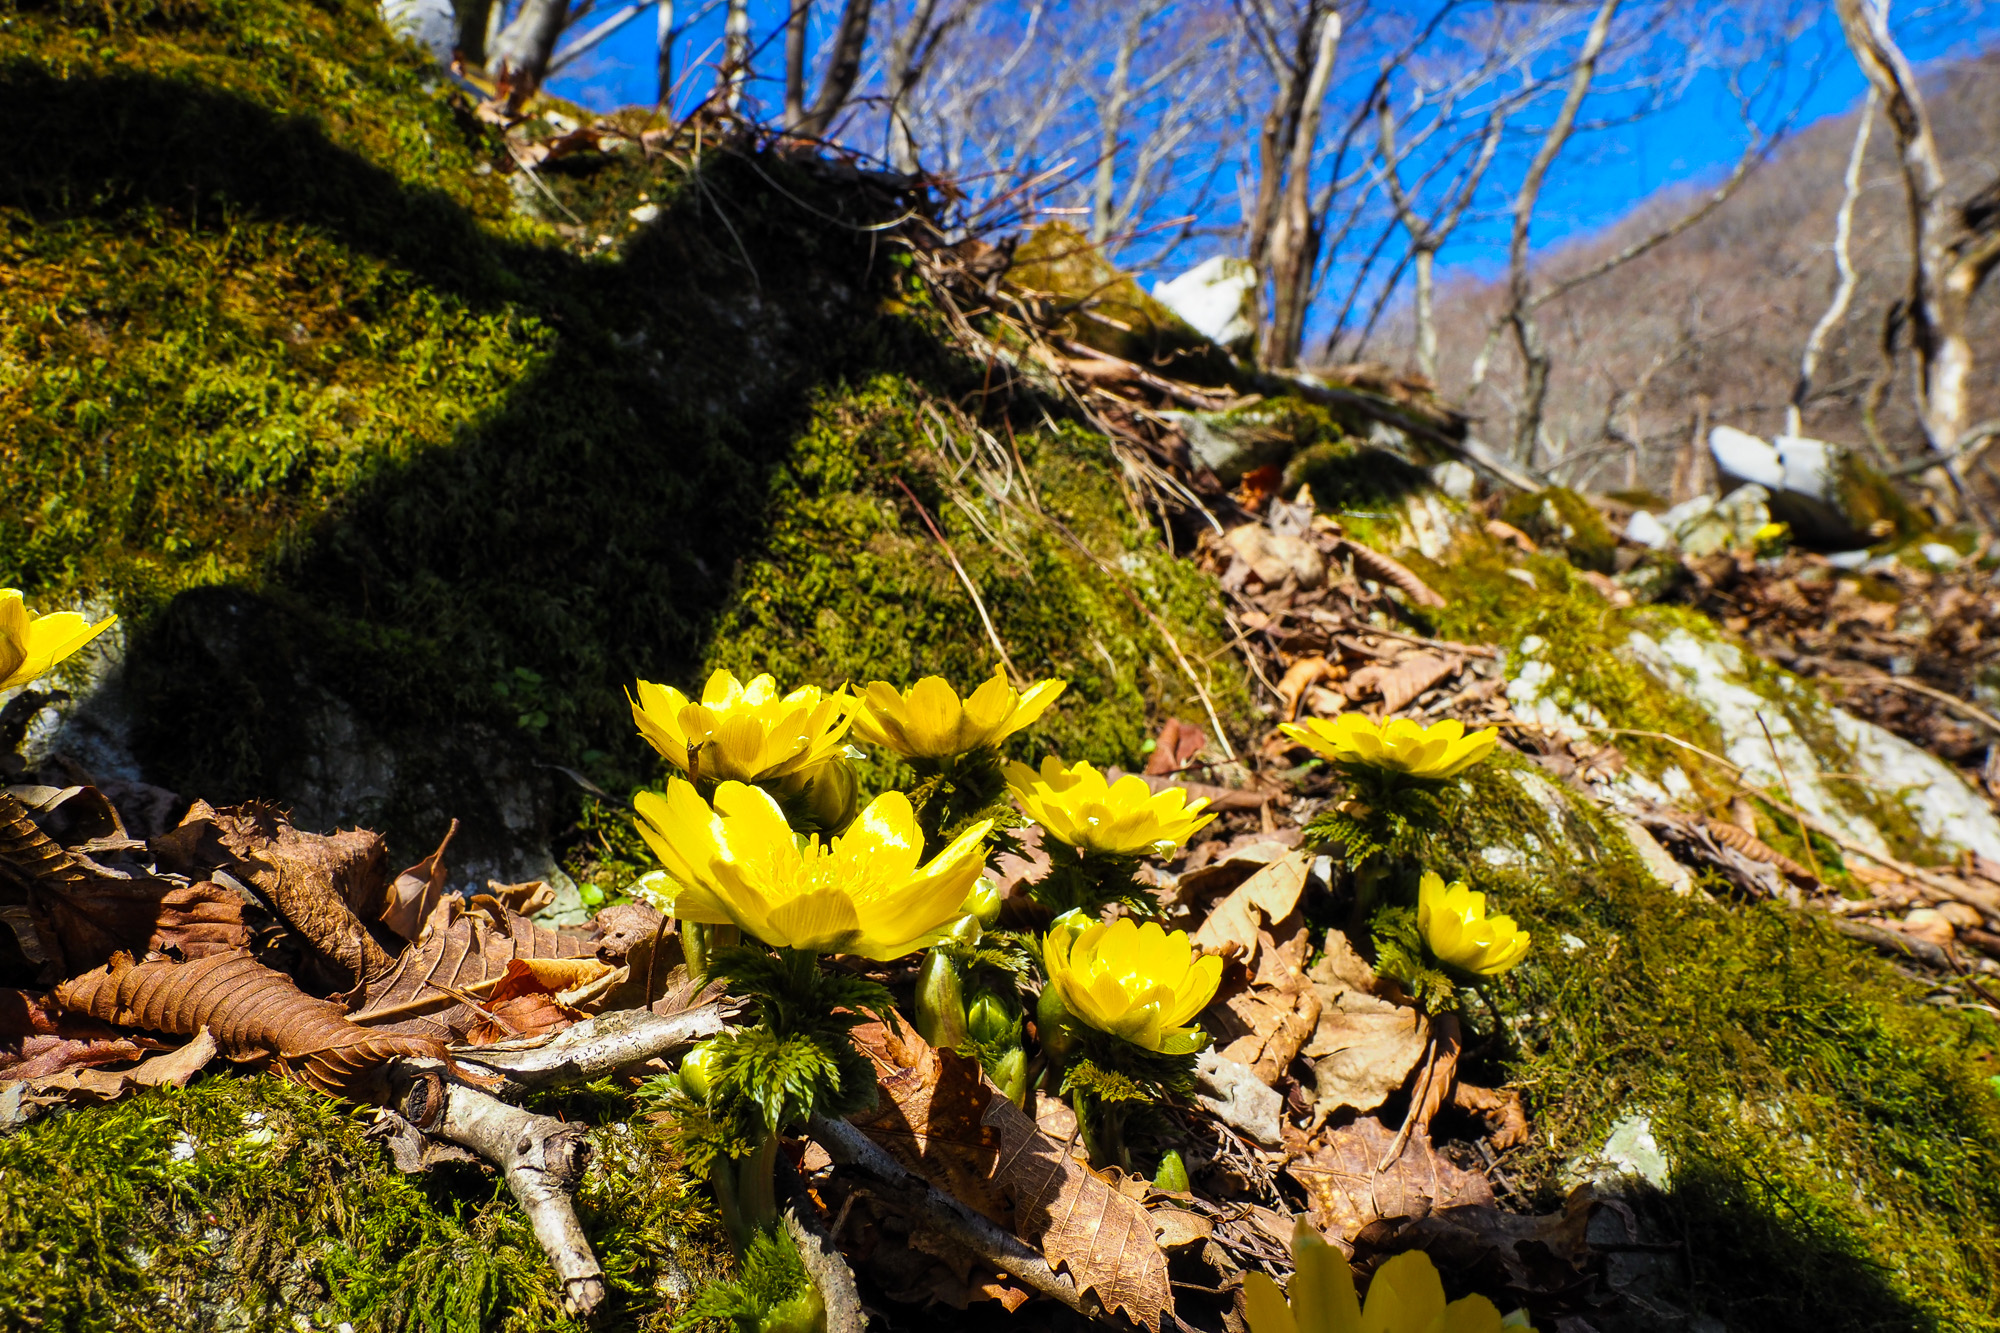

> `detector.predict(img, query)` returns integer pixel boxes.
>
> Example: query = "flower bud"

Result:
[1152,1149,1190,1194]
[945,913,983,947]
[959,877,1004,929]
[1035,981,1080,1066]
[801,757,859,834]
[1046,907,1092,954]
[914,947,969,1049]
[987,1046,1028,1107]
[966,988,1020,1046]
[677,1038,722,1102]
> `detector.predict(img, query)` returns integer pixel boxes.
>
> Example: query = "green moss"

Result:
[1412,540,1729,799]
[1433,765,2000,1332]
[1283,436,1429,516]
[1006,222,1237,380]
[1834,452,1928,548]
[0,1072,727,1331]
[699,380,1253,773]
[1497,487,1617,572]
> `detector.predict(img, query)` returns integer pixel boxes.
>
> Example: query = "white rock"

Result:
[1429,460,1477,502]
[1826,549,1873,570]
[380,0,455,60]
[1626,628,2000,861]
[1709,425,1785,489]
[1624,509,1670,549]
[629,202,662,223]
[1774,434,1838,502]
[1594,1115,1672,1191]
[1919,542,1963,568]
[1152,256,1256,346]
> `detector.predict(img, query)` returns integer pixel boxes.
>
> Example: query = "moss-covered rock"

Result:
[1498,486,1618,572]
[0,0,1249,875]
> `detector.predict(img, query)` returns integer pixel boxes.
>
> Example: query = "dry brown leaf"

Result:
[351,893,592,1041]
[0,790,253,977]
[1,1028,220,1129]
[1341,540,1447,608]
[1305,933,1429,1115]
[191,802,393,986]
[1190,849,1312,966]
[1452,1082,1530,1150]
[1374,653,1460,715]
[465,992,577,1045]
[55,950,446,1103]
[1286,1117,1494,1243]
[1276,657,1335,721]
[380,820,460,941]
[1701,819,1816,884]
[1144,717,1208,776]
[0,986,148,1079]
[849,1022,1175,1329]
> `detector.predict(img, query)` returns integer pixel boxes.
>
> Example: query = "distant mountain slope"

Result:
[1425,50,2000,496]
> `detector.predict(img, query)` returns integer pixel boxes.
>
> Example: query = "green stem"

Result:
[713,1129,781,1255]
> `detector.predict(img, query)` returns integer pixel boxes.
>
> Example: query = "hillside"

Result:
[4,5,2000,1333]
[1426,50,2000,494]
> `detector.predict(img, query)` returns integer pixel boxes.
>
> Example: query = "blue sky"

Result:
[547,1,2000,289]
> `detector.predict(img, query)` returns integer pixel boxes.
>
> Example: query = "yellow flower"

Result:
[1418,872,1530,976]
[1279,714,1497,779]
[1043,917,1221,1054]
[851,666,1067,759]
[1003,756,1215,859]
[0,590,115,692]
[632,778,992,961]
[631,669,851,785]
[1244,1217,1512,1333]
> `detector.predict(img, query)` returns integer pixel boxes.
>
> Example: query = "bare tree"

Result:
[1242,0,1343,369]
[1790,86,1877,439]
[1834,0,2000,481]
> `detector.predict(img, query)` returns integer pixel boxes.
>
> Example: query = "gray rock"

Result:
[1194,1050,1285,1147]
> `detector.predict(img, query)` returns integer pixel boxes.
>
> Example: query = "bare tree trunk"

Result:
[883,0,954,173]
[1504,0,1619,465]
[1790,86,1876,438]
[723,0,751,113]
[1253,2,1340,369]
[1413,246,1438,381]
[657,0,675,108]
[798,0,873,137]
[785,0,811,125]
[486,0,570,100]
[1088,12,1142,243]
[1834,0,2000,495]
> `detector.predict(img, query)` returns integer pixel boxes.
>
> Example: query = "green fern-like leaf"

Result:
[671,1224,819,1333]
[1062,1057,1150,1104]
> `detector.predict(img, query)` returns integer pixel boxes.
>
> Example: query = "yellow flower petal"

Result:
[854,668,1067,759]
[1290,1218,1361,1333]
[0,590,116,692]
[1360,1251,1445,1333]
[1007,757,1214,859]
[1043,916,1218,1052]
[1243,1272,1300,1333]
[1282,714,1499,780]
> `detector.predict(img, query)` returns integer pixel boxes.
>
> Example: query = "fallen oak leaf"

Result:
[1304,932,1429,1117]
[1190,849,1312,968]
[0,986,149,1078]
[55,949,448,1103]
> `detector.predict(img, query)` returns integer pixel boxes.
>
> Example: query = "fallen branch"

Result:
[808,1113,1095,1320]
[395,1066,607,1316]
[1827,917,1954,972]
[449,1001,738,1097]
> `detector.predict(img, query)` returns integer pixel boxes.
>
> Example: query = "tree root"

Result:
[394,1066,607,1316]
[810,1113,1095,1320]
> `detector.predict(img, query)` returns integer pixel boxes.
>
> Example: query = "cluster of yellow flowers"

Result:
[0,589,114,692]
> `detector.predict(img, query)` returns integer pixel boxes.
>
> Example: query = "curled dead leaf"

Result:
[55,950,447,1103]
[352,893,594,1041]
[1286,1116,1494,1244]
